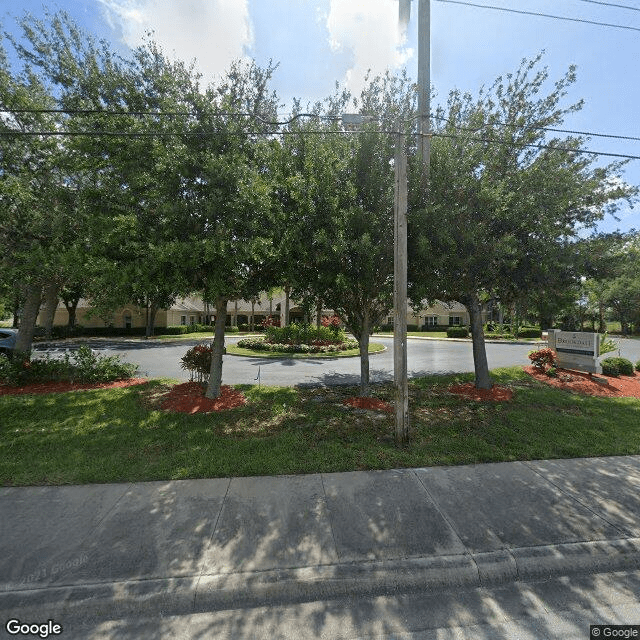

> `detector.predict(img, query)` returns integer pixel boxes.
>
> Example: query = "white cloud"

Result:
[98,0,253,83]
[326,0,414,96]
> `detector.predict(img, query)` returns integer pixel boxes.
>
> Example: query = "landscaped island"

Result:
[232,322,382,357]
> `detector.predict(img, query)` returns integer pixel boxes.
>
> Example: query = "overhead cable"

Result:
[435,0,640,32]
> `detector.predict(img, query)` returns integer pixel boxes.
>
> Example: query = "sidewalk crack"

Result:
[193,477,232,611]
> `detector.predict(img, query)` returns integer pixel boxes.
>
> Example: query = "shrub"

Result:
[601,357,634,377]
[446,326,469,338]
[265,322,347,346]
[518,328,542,338]
[636,360,640,372]
[528,348,557,371]
[226,326,240,333]
[239,323,250,331]
[0,346,138,385]
[180,344,213,382]
[599,332,618,356]
[237,337,358,354]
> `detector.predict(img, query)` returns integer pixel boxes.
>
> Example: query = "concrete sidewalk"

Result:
[2,456,640,623]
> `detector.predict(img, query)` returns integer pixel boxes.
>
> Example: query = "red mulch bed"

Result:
[343,397,393,412]
[159,382,247,414]
[524,365,640,398]
[0,378,149,396]
[448,383,514,402]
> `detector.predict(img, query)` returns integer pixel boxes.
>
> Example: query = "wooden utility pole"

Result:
[394,129,410,445]
[418,0,431,172]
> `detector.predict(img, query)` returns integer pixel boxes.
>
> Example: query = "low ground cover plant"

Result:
[0,346,138,385]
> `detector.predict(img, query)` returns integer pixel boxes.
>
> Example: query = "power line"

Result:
[435,0,640,32]
[577,0,640,11]
[1,126,639,160]
[429,113,640,143]
[0,108,340,126]
[5,106,640,144]
[431,131,640,160]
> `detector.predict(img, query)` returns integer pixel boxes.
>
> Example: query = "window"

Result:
[425,316,438,327]
[180,316,186,325]
[123,313,132,329]
[449,316,461,326]
[189,316,196,325]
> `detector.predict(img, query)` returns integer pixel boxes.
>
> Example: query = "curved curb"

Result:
[225,344,387,359]
[3,538,640,620]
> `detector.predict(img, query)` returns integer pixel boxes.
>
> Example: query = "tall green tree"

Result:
[176,60,280,398]
[409,55,635,389]
[276,72,415,396]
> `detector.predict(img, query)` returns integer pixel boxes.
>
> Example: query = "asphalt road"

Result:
[83,336,640,387]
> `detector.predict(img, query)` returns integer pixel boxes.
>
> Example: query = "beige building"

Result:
[39,294,482,330]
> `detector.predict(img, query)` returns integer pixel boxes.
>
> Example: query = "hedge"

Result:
[518,328,543,338]
[601,357,635,377]
[446,326,469,338]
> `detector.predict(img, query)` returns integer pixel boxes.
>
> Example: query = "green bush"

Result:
[636,360,640,372]
[226,326,240,333]
[518,328,543,338]
[446,326,469,338]
[0,346,138,385]
[601,356,634,377]
[237,337,358,354]
[265,322,347,346]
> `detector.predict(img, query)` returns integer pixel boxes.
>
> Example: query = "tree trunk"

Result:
[63,299,79,328]
[233,300,238,327]
[250,301,255,331]
[358,310,371,397]
[284,284,290,327]
[145,304,158,338]
[316,299,322,329]
[12,295,20,328]
[469,293,492,390]
[205,296,228,399]
[598,302,605,332]
[41,281,59,340]
[15,284,42,355]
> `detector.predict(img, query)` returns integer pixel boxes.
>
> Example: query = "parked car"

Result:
[0,328,18,356]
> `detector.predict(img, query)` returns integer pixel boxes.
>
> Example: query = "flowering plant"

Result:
[527,348,557,372]
[180,344,212,383]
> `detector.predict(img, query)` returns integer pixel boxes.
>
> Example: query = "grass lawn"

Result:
[1,367,639,486]
[226,342,386,359]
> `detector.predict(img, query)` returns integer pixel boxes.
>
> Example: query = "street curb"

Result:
[3,538,640,619]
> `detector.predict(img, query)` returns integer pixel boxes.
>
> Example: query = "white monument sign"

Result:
[547,330,601,374]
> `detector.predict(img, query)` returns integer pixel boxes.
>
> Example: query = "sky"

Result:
[1,0,639,234]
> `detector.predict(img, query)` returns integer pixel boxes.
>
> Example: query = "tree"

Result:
[277,72,415,396]
[175,60,281,398]
[408,55,636,388]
